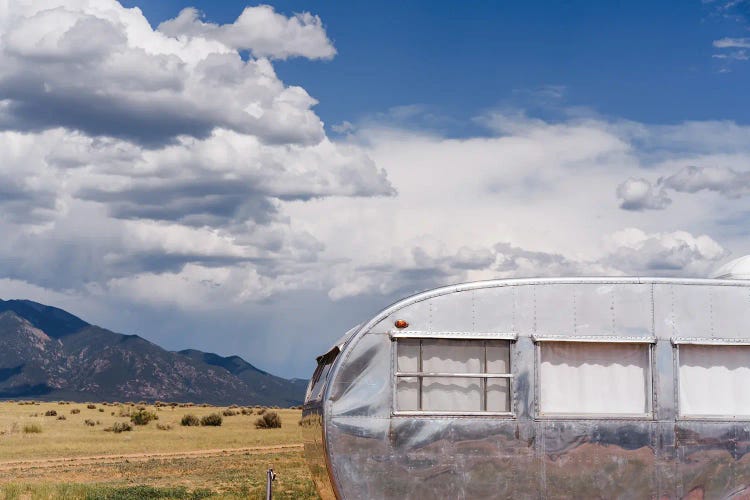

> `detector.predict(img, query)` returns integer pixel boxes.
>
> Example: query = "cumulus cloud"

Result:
[157,6,336,60]
[0,1,333,146]
[0,1,392,297]
[616,178,672,211]
[617,165,750,210]
[663,165,750,197]
[604,229,727,275]
[0,3,748,376]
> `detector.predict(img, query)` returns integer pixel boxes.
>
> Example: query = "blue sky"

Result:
[2,1,750,378]
[122,0,750,131]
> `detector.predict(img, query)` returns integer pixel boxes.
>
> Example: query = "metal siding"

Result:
[712,285,750,340]
[328,332,392,418]
[614,283,653,338]
[573,283,615,335]
[473,286,517,334]
[305,278,750,499]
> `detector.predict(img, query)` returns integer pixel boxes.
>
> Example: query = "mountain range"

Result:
[0,299,308,406]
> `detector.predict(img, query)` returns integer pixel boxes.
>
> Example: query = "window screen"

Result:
[395,339,512,413]
[679,344,750,417]
[539,342,650,415]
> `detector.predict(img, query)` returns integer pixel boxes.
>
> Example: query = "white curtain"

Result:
[397,340,419,372]
[539,342,649,415]
[422,377,482,411]
[422,340,482,373]
[679,345,750,416]
[395,339,511,412]
[486,378,510,412]
[396,377,419,411]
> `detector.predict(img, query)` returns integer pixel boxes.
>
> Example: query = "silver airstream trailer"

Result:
[303,270,750,499]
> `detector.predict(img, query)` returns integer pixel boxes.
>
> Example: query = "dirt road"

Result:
[0,443,304,471]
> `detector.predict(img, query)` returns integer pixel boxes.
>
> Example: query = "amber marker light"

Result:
[394,319,409,329]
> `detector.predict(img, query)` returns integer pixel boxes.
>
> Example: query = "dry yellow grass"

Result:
[0,402,318,499]
[0,402,301,460]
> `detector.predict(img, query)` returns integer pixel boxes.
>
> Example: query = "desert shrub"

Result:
[130,409,157,426]
[156,423,172,431]
[44,410,57,417]
[200,413,222,427]
[255,411,281,429]
[257,408,266,415]
[98,408,104,412]
[57,415,66,421]
[86,404,96,410]
[240,408,251,415]
[180,414,200,426]
[221,409,237,417]
[70,408,81,414]
[84,419,96,426]
[23,423,42,434]
[106,422,132,433]
[29,413,38,417]
[228,404,239,409]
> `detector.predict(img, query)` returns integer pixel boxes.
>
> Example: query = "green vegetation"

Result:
[180,414,200,427]
[199,414,222,427]
[105,422,132,433]
[130,409,157,426]
[22,423,41,434]
[255,411,282,429]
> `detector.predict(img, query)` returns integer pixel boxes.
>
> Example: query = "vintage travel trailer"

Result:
[302,259,750,499]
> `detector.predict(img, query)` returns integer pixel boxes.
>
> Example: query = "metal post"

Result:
[266,467,276,500]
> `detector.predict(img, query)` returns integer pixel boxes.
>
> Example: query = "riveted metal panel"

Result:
[329,333,392,418]
[473,286,517,334]
[427,290,475,333]
[712,285,750,340]
[534,284,574,335]
[541,420,657,498]
[305,277,750,499]
[369,299,432,334]
[671,285,712,340]
[573,283,615,335]
[676,422,738,498]
[614,283,653,338]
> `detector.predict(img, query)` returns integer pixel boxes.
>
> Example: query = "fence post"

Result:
[266,467,276,500]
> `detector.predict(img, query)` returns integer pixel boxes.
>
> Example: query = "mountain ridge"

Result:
[0,299,307,406]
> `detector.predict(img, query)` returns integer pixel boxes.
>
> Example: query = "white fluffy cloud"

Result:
[0,1,332,146]
[616,165,750,210]
[284,113,749,305]
[603,228,727,275]
[0,1,391,298]
[617,178,671,211]
[157,6,336,60]
[0,1,749,376]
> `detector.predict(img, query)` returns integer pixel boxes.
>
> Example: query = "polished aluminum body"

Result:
[303,277,750,499]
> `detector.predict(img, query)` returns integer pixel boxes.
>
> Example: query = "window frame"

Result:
[390,332,516,417]
[533,336,655,420]
[305,346,340,402]
[674,338,750,421]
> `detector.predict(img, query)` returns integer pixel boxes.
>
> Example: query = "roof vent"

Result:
[710,255,750,280]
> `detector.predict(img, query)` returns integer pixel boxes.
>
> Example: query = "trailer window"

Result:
[539,342,650,416]
[395,339,512,414]
[306,346,340,402]
[679,344,750,417]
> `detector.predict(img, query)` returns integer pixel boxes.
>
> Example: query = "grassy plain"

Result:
[0,401,317,499]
